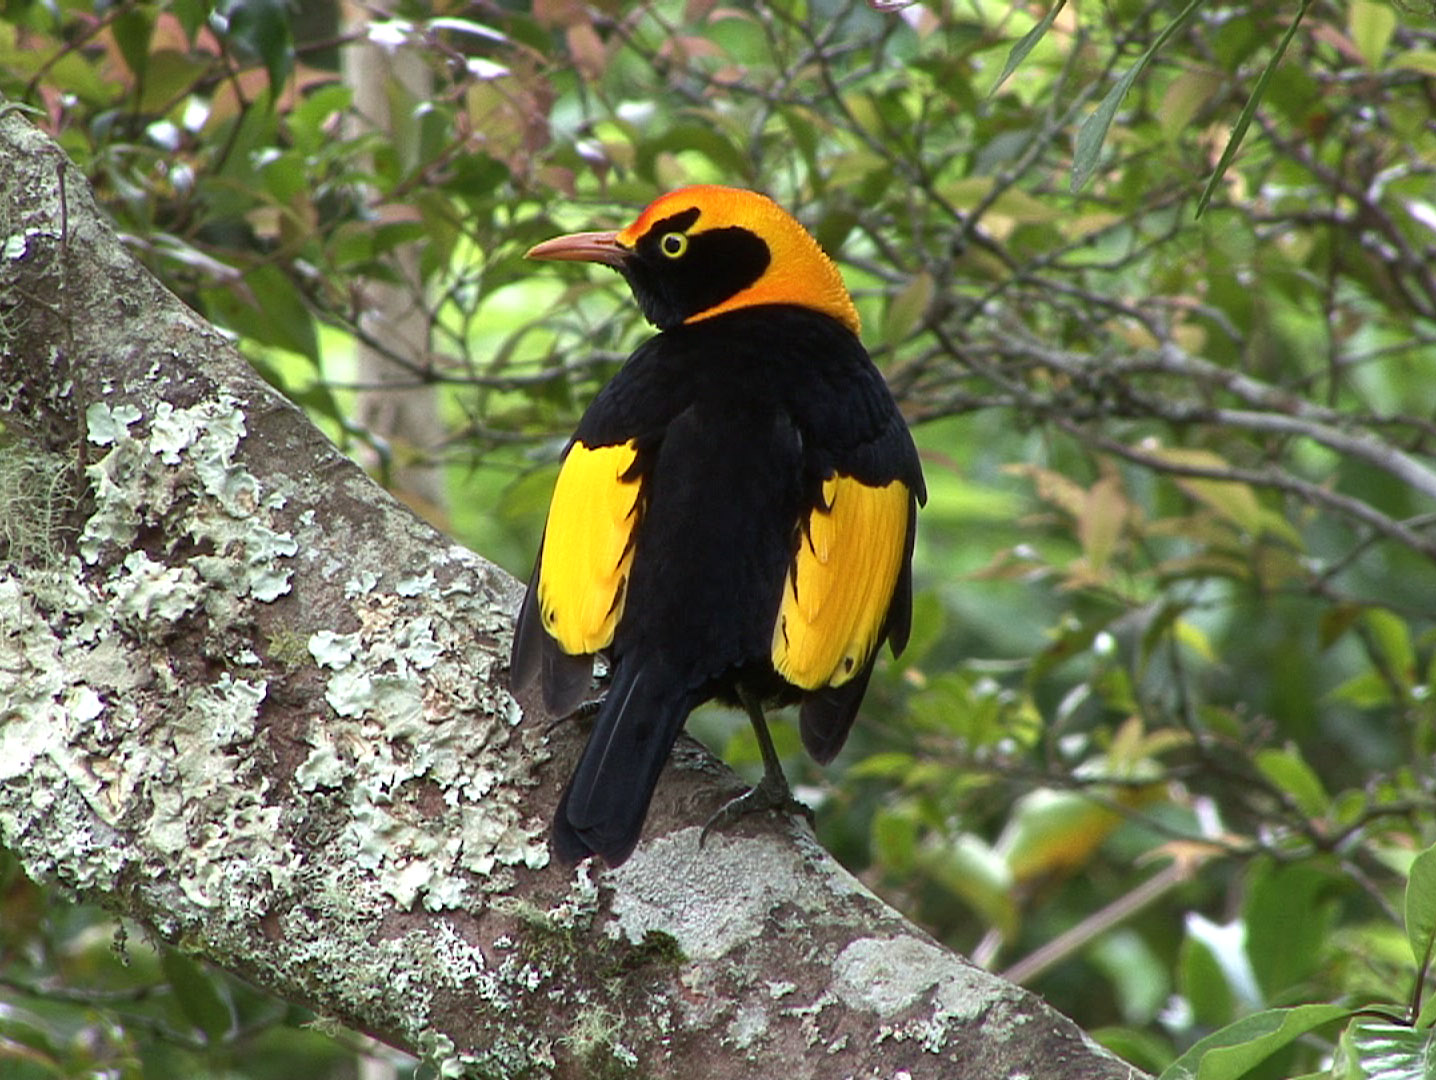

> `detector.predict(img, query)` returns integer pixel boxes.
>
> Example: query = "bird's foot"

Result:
[543,697,602,736]
[699,771,813,847]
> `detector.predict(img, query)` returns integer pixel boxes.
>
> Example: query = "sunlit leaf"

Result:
[1405,843,1436,973]
[941,177,1062,224]
[1349,0,1396,70]
[1391,49,1436,76]
[1144,446,1301,542]
[998,789,1121,886]
[846,750,917,781]
[1156,1004,1354,1080]
[1364,607,1416,689]
[1090,931,1168,1024]
[1173,617,1217,664]
[1157,69,1222,136]
[1076,472,1128,575]
[1350,1020,1436,1080]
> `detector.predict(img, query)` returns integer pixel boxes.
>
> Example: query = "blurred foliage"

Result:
[3,0,1436,1077]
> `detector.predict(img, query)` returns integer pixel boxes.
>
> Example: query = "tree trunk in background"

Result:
[347,24,446,517]
[0,113,1141,1080]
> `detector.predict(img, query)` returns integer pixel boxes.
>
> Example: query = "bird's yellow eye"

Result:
[659,231,688,259]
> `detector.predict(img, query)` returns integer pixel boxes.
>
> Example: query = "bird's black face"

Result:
[619,208,772,330]
[525,184,862,336]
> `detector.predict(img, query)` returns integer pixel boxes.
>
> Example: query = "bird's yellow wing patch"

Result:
[772,475,910,689]
[537,440,642,655]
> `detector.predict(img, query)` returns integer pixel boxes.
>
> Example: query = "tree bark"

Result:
[0,111,1140,1080]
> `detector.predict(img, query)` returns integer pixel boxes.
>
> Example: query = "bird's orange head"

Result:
[526,185,860,336]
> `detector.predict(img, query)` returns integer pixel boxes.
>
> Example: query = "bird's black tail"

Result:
[553,657,694,866]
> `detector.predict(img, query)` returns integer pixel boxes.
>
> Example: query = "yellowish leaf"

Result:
[1077,472,1129,573]
[1349,0,1396,69]
[883,271,934,347]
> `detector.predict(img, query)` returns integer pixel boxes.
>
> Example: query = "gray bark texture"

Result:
[0,111,1143,1080]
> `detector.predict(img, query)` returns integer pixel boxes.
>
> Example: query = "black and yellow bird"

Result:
[510,185,925,867]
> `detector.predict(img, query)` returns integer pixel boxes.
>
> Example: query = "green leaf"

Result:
[1327,669,1395,709]
[940,177,1062,223]
[110,7,155,81]
[161,948,234,1044]
[846,751,917,781]
[1404,843,1436,972]
[202,264,319,364]
[637,121,750,182]
[218,0,295,93]
[1350,1020,1436,1080]
[1196,1,1312,217]
[1072,0,1204,192]
[1179,930,1236,1028]
[1349,0,1397,70]
[990,0,1066,96]
[1076,472,1127,574]
[0,1003,62,1061]
[171,0,209,41]
[1089,930,1168,1024]
[898,590,945,670]
[1392,49,1436,77]
[1254,747,1329,817]
[1417,989,1436,1031]
[137,49,213,114]
[1243,861,1340,998]
[1156,1004,1354,1080]
[916,832,1017,939]
[288,82,354,156]
[1090,1025,1174,1075]
[1365,607,1416,689]
[871,804,921,873]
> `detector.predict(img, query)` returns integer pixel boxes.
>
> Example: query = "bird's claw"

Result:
[699,772,813,847]
[543,698,603,736]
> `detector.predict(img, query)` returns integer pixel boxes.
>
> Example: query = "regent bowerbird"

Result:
[510,185,925,867]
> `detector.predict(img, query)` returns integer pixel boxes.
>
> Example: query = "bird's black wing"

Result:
[761,309,926,762]
[508,340,692,715]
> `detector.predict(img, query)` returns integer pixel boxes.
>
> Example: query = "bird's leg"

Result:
[543,697,602,736]
[699,690,813,846]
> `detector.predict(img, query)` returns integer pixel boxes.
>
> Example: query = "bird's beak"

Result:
[525,229,630,268]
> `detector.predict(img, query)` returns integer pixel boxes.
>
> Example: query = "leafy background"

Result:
[2,0,1435,1077]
